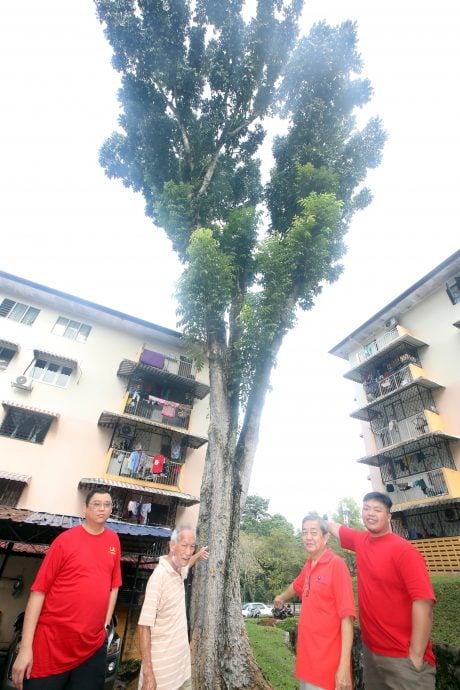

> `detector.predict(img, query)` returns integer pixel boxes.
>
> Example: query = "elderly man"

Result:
[328,491,436,690]
[12,489,121,690]
[138,525,208,690]
[274,513,356,690]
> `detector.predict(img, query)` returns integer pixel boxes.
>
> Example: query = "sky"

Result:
[1,1,459,528]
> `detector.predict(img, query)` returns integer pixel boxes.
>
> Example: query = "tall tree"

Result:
[95,2,386,687]
[330,496,364,574]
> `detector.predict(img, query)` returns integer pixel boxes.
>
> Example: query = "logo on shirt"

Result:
[109,546,117,555]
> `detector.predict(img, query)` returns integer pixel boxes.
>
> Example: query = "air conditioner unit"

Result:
[12,375,33,391]
[119,423,135,438]
[385,317,398,330]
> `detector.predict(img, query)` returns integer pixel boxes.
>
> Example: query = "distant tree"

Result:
[96,1,385,686]
[240,500,305,602]
[240,532,264,602]
[329,496,364,574]
[240,494,271,535]
[333,497,363,529]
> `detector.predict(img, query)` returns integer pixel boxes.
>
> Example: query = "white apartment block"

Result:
[0,271,209,653]
[330,251,460,574]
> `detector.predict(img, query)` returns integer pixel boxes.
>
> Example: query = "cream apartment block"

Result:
[0,270,209,651]
[330,251,460,574]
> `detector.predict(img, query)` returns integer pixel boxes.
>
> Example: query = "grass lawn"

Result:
[431,575,460,646]
[245,620,297,690]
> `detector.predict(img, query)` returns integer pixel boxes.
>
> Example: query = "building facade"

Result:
[330,251,460,574]
[0,271,209,654]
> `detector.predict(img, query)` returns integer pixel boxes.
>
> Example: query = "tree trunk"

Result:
[189,343,272,689]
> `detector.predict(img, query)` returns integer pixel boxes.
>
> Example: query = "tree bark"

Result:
[189,337,272,689]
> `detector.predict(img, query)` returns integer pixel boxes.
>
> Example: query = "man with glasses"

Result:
[12,489,121,690]
[274,513,355,690]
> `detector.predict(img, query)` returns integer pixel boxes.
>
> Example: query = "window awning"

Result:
[78,477,199,506]
[0,339,18,351]
[33,349,78,366]
[117,359,210,400]
[97,410,207,449]
[2,400,60,419]
[0,470,31,484]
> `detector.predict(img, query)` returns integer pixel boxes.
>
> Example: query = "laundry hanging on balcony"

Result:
[139,503,152,523]
[140,349,165,369]
[128,449,143,472]
[152,454,167,474]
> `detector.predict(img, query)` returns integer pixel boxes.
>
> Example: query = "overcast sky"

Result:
[1,1,458,527]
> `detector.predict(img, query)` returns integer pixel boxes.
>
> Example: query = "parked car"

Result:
[242,602,273,618]
[0,613,121,690]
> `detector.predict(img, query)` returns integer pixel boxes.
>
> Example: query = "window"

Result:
[31,359,73,387]
[0,408,52,443]
[52,316,92,342]
[0,298,40,325]
[0,346,16,371]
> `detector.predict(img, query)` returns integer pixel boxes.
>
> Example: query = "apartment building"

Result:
[330,250,460,574]
[0,270,209,652]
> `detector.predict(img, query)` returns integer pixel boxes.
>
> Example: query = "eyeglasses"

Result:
[88,502,113,510]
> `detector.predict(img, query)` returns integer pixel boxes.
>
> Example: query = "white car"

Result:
[242,602,273,618]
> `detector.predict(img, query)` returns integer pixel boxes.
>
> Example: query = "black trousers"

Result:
[23,642,106,690]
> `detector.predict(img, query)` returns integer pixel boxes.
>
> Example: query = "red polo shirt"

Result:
[292,548,356,689]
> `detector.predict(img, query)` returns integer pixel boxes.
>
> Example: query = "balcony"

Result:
[373,410,444,450]
[384,467,449,507]
[106,448,183,489]
[345,326,427,382]
[124,394,191,430]
[117,351,210,400]
[357,363,442,408]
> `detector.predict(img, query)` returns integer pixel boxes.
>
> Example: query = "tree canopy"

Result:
[95,2,385,687]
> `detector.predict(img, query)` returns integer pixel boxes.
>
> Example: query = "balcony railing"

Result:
[364,363,420,402]
[106,448,183,488]
[124,395,191,429]
[373,410,442,449]
[140,348,196,379]
[384,468,448,506]
[357,327,399,363]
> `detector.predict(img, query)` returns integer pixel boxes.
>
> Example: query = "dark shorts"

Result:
[24,642,106,690]
[363,644,436,690]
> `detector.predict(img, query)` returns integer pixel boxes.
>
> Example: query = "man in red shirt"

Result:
[328,491,436,690]
[274,513,356,690]
[12,489,122,690]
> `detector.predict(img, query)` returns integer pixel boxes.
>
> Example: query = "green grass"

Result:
[431,575,460,646]
[245,619,297,690]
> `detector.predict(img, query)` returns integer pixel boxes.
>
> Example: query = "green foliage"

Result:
[240,495,305,602]
[176,227,233,339]
[241,495,271,534]
[96,1,386,403]
[329,497,364,575]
